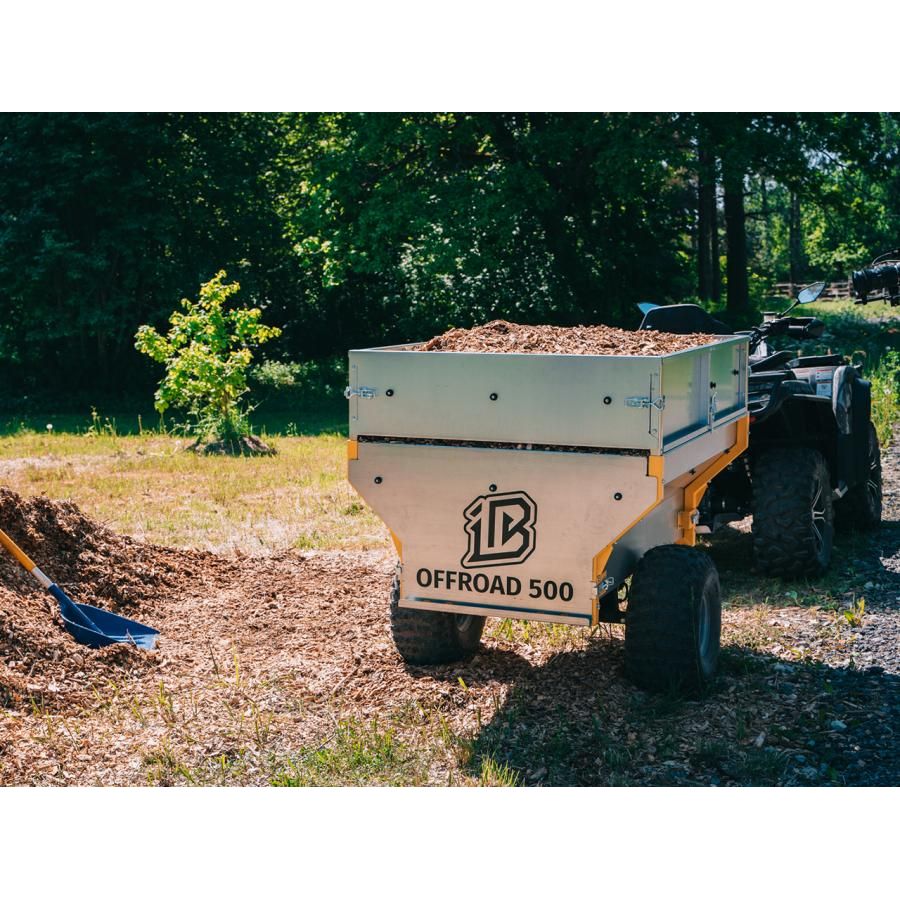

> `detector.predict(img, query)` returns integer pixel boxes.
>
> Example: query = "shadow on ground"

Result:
[452,640,898,786]
[705,517,900,617]
[405,517,900,787]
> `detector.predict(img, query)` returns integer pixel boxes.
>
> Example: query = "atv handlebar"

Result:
[785,317,825,339]
[760,316,824,338]
[748,316,824,353]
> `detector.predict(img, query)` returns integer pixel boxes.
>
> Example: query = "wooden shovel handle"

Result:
[0,527,38,573]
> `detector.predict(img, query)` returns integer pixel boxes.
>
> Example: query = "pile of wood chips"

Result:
[416,319,717,355]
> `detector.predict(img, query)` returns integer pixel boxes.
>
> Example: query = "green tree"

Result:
[135,271,281,444]
[802,114,900,275]
[690,113,892,313]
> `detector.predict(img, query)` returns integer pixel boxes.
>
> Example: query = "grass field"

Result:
[0,427,387,554]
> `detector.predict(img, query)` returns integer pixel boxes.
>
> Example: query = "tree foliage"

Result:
[274,113,695,344]
[0,113,291,401]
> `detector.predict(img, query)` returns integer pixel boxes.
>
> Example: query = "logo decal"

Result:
[461,491,537,568]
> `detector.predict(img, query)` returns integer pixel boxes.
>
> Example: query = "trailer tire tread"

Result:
[389,577,485,665]
[624,545,721,695]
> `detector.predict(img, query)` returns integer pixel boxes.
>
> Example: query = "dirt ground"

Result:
[1,435,898,786]
[417,319,717,355]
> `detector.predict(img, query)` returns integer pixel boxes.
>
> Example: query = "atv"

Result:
[638,269,887,578]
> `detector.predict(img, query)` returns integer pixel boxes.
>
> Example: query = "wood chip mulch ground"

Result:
[416,319,718,355]
[1,432,898,786]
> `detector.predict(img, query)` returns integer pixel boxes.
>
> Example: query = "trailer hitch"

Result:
[596,580,626,623]
[597,593,625,623]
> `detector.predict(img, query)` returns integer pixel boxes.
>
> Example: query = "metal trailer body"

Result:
[347,336,750,627]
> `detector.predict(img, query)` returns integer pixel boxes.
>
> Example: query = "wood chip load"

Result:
[416,319,717,355]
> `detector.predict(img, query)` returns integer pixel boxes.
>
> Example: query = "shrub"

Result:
[135,272,281,442]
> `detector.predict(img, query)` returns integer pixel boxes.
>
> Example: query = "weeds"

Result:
[438,714,475,768]
[271,718,423,786]
[869,350,900,445]
[129,696,147,725]
[143,740,196,785]
[842,597,866,628]
[85,408,119,438]
[253,710,273,750]
[478,756,521,786]
[690,739,730,769]
[155,681,177,725]
[231,646,242,690]
[601,745,631,772]
[738,747,790,785]
[486,618,583,651]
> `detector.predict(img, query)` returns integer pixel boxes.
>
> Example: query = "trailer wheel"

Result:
[752,447,834,577]
[389,576,485,665]
[624,545,721,694]
[836,422,882,532]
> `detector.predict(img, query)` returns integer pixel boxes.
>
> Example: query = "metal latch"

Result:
[597,576,616,595]
[344,386,377,400]
[625,396,666,410]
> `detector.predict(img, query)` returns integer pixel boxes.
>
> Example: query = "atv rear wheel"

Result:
[389,576,485,665]
[752,447,834,577]
[624,545,721,694]
[836,421,882,532]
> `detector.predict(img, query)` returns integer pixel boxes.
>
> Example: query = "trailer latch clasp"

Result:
[344,386,378,400]
[625,396,666,410]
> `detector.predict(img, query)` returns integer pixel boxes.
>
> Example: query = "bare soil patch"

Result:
[417,319,717,355]
[191,435,277,457]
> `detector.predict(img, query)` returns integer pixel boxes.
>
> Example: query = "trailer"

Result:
[346,333,750,692]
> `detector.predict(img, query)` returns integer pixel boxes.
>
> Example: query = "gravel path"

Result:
[707,428,900,785]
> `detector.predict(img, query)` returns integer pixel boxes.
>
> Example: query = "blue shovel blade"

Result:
[50,585,159,650]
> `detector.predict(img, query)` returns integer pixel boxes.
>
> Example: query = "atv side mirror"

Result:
[798,282,826,304]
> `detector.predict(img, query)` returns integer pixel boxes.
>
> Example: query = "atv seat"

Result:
[787,354,844,369]
[639,304,732,335]
[750,350,795,372]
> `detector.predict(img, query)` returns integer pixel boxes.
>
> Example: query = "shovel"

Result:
[0,526,159,649]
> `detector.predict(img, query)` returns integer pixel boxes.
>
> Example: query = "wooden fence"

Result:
[773,280,854,301]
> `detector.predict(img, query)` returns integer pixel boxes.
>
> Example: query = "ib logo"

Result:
[461,491,537,568]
